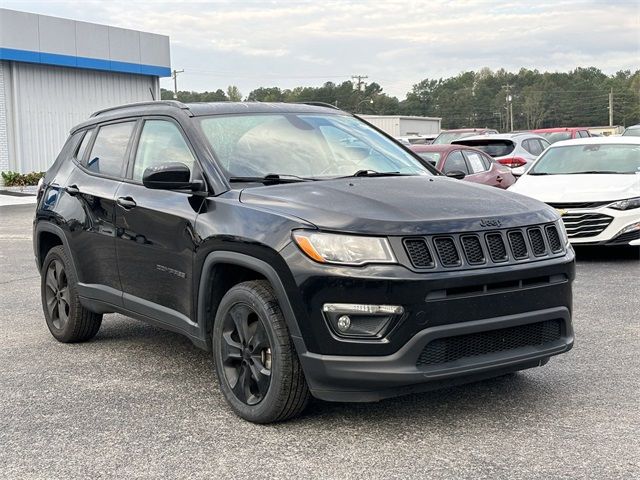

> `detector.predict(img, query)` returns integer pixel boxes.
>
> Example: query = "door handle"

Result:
[117,196,137,209]
[65,184,80,196]
[496,176,503,182]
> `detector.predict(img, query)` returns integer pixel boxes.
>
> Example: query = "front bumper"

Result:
[280,242,575,401]
[298,307,573,402]
[562,206,640,246]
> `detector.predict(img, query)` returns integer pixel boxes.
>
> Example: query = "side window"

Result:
[443,150,469,174]
[132,120,196,181]
[463,150,487,173]
[578,130,590,138]
[75,129,94,163]
[539,138,550,151]
[86,122,135,177]
[524,139,544,156]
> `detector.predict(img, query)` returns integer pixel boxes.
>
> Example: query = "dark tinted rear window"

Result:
[455,140,515,157]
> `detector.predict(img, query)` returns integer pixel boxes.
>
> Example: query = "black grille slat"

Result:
[486,233,508,262]
[403,238,434,268]
[461,235,485,265]
[508,231,528,259]
[416,320,562,367]
[546,201,609,209]
[545,225,562,252]
[528,228,547,256]
[434,237,461,267]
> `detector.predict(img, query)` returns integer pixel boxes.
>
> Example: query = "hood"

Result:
[510,173,640,203]
[239,176,555,235]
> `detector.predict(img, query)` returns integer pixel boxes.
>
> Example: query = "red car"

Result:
[410,144,516,189]
[532,127,591,144]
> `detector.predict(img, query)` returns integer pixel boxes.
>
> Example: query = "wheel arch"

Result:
[197,251,307,355]
[35,222,76,273]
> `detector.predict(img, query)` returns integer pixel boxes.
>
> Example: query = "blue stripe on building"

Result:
[0,47,171,77]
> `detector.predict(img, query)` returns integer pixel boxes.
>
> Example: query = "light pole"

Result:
[356,98,374,114]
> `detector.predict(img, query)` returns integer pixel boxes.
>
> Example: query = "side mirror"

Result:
[445,170,466,180]
[142,162,203,191]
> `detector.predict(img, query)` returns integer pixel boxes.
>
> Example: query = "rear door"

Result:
[462,149,494,186]
[63,120,136,298]
[114,117,203,325]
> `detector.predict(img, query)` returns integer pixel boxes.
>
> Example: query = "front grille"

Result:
[486,233,508,262]
[528,228,547,256]
[546,201,610,209]
[546,225,562,252]
[434,237,461,267]
[416,319,563,367]
[403,238,434,268]
[401,222,565,270]
[508,230,528,259]
[562,213,613,238]
[461,235,485,264]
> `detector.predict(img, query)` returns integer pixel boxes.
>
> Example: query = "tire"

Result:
[212,280,310,423]
[41,245,102,343]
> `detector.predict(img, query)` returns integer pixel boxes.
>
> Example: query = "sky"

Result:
[4,0,640,98]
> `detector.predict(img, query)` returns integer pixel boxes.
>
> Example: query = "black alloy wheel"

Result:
[221,303,273,405]
[44,259,71,330]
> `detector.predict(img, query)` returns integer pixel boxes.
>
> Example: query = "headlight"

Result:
[555,219,570,246]
[292,231,396,265]
[609,197,640,210]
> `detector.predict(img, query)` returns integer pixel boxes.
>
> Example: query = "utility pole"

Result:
[608,88,613,126]
[172,69,184,99]
[503,84,514,132]
[351,75,368,92]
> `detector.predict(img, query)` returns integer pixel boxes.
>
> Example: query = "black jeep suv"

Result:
[34,101,575,423]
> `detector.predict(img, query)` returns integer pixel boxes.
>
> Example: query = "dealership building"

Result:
[0,8,171,174]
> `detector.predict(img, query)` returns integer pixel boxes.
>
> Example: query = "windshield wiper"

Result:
[565,171,620,175]
[343,170,411,178]
[228,173,316,185]
[528,172,551,176]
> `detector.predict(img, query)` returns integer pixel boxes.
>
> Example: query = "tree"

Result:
[226,85,243,102]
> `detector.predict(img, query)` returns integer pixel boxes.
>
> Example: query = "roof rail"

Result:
[295,101,341,110]
[91,100,191,118]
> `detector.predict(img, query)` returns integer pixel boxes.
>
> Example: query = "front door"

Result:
[114,118,202,324]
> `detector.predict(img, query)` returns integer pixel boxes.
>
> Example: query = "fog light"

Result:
[322,303,405,339]
[337,315,351,332]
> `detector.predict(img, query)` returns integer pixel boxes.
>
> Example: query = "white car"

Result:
[453,133,550,177]
[509,137,640,247]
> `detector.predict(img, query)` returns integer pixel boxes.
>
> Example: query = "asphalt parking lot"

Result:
[1,203,638,480]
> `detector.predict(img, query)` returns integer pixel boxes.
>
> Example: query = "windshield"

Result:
[539,132,572,143]
[623,127,640,137]
[198,113,431,179]
[530,144,640,175]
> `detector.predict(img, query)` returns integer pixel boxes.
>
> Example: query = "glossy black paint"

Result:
[34,101,575,402]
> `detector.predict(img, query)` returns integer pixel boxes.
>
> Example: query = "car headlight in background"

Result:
[609,197,640,210]
[293,231,396,265]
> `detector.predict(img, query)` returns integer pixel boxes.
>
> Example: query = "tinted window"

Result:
[133,120,196,181]
[463,150,487,173]
[443,150,469,174]
[75,129,94,163]
[86,122,135,177]
[457,140,515,157]
[578,130,590,138]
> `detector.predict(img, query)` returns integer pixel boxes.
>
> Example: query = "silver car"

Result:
[452,132,550,176]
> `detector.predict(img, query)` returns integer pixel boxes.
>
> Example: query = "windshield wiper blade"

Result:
[565,171,620,175]
[528,172,551,176]
[344,170,410,178]
[228,173,315,184]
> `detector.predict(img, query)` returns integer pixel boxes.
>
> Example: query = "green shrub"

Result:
[1,171,45,187]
